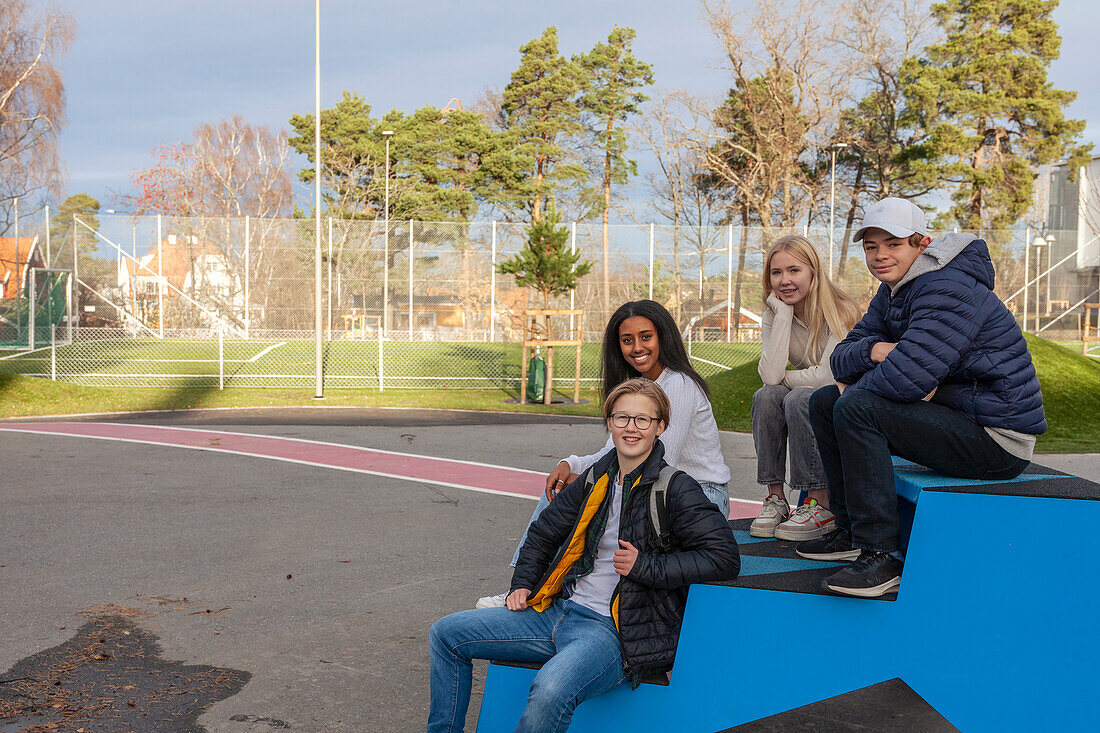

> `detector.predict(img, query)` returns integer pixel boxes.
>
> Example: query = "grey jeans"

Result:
[752,384,827,491]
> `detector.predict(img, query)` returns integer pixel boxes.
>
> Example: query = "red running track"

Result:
[0,422,760,518]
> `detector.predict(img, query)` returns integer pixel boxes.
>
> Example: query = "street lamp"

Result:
[828,143,849,278]
[1031,234,1052,331]
[313,0,323,398]
[382,130,394,337]
[1044,234,1055,315]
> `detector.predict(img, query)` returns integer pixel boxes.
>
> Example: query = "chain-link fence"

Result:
[1,211,1097,389]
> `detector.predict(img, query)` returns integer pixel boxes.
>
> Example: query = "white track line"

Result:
[689,355,733,370]
[248,341,287,362]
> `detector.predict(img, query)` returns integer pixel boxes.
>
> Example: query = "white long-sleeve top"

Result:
[562,368,731,485]
[757,295,839,390]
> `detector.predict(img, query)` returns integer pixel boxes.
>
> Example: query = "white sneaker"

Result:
[475,592,508,609]
[749,494,790,538]
[774,499,836,541]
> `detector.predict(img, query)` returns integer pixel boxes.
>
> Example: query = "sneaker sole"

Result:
[823,576,901,597]
[795,547,861,561]
[774,521,835,542]
[748,524,778,538]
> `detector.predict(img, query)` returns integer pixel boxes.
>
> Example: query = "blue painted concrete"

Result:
[476,485,1100,732]
[737,555,844,576]
[730,530,772,545]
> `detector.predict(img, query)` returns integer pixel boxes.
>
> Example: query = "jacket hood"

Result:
[890,232,991,294]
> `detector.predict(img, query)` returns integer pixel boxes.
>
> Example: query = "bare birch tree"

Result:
[0,1,73,232]
[696,0,852,237]
[634,90,723,325]
[831,0,937,272]
[191,116,294,219]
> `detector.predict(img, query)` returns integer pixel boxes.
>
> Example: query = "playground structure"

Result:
[1082,303,1099,355]
[518,308,583,405]
[340,310,381,339]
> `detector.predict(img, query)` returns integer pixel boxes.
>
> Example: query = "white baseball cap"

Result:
[852,197,929,242]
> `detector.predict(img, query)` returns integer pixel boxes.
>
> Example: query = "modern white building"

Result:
[1045,156,1100,322]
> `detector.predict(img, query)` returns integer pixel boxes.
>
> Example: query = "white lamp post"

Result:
[382,130,394,336]
[1045,234,1055,315]
[1032,235,1050,331]
[828,143,848,278]
[313,0,323,398]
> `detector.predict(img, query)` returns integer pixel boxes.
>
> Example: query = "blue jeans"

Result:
[752,385,827,491]
[809,386,1029,553]
[427,599,626,733]
[510,482,730,566]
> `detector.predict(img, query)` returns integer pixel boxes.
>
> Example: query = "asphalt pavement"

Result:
[1,407,1096,732]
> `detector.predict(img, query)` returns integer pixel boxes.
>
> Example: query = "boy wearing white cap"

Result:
[796,197,1045,597]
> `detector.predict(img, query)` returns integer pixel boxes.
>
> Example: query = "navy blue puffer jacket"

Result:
[831,236,1046,434]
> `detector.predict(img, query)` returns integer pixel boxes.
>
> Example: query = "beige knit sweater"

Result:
[757,293,838,390]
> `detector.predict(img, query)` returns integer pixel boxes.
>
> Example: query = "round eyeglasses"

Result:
[609,412,658,430]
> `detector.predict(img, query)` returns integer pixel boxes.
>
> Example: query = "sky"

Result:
[49,0,1100,217]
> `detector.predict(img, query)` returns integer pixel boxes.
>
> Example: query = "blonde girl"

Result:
[750,235,862,540]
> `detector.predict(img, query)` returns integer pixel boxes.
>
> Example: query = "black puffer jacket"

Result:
[510,442,740,685]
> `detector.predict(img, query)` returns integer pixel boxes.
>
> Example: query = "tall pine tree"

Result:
[577,26,653,314]
[501,27,587,224]
[901,0,1089,230]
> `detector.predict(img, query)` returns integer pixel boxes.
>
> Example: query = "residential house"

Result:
[0,236,44,300]
[119,233,243,324]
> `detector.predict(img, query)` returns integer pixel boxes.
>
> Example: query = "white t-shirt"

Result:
[564,369,730,485]
[569,474,623,617]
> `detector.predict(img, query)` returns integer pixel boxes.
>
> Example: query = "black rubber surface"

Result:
[718,677,960,732]
[721,519,896,600]
[917,461,1100,501]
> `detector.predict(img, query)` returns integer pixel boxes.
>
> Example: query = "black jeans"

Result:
[808,386,1029,553]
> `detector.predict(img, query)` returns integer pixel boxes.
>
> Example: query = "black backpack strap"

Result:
[648,466,681,550]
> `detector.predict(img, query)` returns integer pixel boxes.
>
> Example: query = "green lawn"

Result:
[1,335,1096,453]
[706,335,1100,454]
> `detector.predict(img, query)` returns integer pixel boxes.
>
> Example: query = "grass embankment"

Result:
[706,334,1100,454]
[2,335,1097,453]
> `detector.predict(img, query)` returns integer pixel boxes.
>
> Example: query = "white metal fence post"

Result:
[64,271,71,349]
[378,334,384,392]
[70,217,79,342]
[570,221,577,335]
[327,216,333,339]
[648,223,655,300]
[1023,226,1030,331]
[490,221,497,343]
[44,205,50,266]
[28,269,35,350]
[244,215,250,340]
[409,219,414,340]
[157,214,164,338]
[50,323,56,381]
[218,324,224,390]
[727,224,733,342]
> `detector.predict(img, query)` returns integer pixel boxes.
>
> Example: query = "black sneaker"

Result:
[795,528,860,561]
[822,551,903,598]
